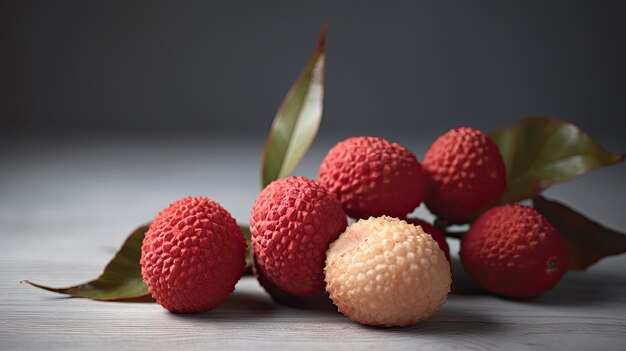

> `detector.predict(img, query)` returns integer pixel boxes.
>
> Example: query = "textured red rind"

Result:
[423,127,506,224]
[460,204,568,298]
[406,218,450,261]
[251,250,336,310]
[140,196,246,313]
[250,176,347,296]
[318,136,425,219]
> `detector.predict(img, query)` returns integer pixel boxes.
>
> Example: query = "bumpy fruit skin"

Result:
[325,216,451,327]
[141,196,246,313]
[423,127,506,224]
[406,218,450,261]
[251,250,337,310]
[250,176,347,296]
[318,136,425,219]
[461,204,568,298]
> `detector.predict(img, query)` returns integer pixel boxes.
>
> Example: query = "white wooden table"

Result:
[1,135,625,350]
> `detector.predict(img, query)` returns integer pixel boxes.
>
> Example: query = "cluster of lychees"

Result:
[140,127,568,327]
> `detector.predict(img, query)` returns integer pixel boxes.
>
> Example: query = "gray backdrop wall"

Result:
[2,0,625,143]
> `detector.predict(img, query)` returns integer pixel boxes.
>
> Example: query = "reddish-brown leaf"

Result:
[533,196,626,270]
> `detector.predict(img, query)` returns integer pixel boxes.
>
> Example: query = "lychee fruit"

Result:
[251,250,337,310]
[140,196,246,313]
[250,176,347,296]
[423,127,506,224]
[325,216,451,327]
[460,204,568,298]
[318,136,425,219]
[406,218,450,261]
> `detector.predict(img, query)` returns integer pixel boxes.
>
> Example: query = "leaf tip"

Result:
[259,25,328,189]
[22,280,46,288]
[317,24,329,53]
[21,279,58,293]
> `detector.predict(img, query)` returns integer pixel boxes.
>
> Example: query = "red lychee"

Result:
[423,127,506,224]
[460,204,568,298]
[250,176,347,296]
[406,218,450,261]
[318,136,425,219]
[141,196,246,313]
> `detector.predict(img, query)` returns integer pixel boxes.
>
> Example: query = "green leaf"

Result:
[240,224,252,273]
[24,224,154,301]
[533,196,626,270]
[261,25,327,188]
[489,117,624,203]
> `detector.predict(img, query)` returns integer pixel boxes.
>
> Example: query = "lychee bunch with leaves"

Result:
[26,26,625,327]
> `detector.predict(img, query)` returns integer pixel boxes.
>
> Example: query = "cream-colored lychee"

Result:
[325,216,451,327]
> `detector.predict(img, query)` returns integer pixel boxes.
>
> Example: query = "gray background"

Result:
[1,0,625,237]
[2,0,626,142]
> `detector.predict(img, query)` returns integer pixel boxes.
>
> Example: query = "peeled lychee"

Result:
[461,204,568,298]
[140,196,246,313]
[250,176,347,296]
[423,127,506,224]
[406,218,450,261]
[318,136,425,219]
[325,216,451,327]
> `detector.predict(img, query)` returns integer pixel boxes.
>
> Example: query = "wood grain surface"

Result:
[1,136,625,350]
